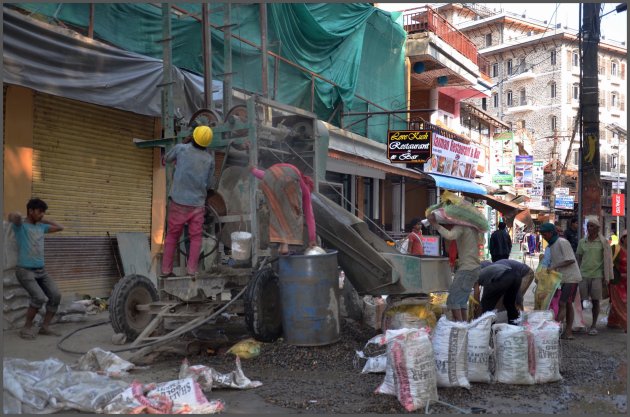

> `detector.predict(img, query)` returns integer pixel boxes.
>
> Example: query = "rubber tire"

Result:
[109,274,159,340]
[244,267,283,342]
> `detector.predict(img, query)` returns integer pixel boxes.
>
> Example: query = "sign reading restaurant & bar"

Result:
[387,130,432,163]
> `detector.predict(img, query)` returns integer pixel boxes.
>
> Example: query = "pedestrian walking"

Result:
[564,217,579,253]
[474,263,521,324]
[8,198,64,340]
[428,213,482,322]
[489,221,512,262]
[539,222,582,340]
[576,218,614,336]
[250,163,317,255]
[161,126,215,277]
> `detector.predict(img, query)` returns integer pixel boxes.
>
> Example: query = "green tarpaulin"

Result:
[11,3,406,142]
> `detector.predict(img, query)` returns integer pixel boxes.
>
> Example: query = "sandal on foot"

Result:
[19,327,37,340]
[560,333,575,340]
[39,327,61,337]
[588,328,598,336]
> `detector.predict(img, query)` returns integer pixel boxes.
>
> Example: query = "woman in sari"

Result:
[607,230,627,331]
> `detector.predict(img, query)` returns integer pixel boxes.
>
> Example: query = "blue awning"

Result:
[427,173,487,195]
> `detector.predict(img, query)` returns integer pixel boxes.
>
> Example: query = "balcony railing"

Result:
[403,6,479,67]
[408,118,470,144]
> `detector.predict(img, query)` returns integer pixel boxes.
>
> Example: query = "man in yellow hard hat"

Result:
[161,125,215,277]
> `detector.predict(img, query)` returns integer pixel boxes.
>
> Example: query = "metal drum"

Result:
[278,250,340,346]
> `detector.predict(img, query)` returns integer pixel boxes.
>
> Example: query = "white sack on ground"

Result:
[432,316,470,389]
[355,330,408,374]
[390,328,438,412]
[102,377,224,414]
[492,323,535,384]
[74,347,135,377]
[179,356,262,390]
[530,320,562,383]
[466,312,496,383]
[374,328,421,394]
[521,310,555,327]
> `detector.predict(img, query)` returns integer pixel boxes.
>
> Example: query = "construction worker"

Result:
[161,126,215,277]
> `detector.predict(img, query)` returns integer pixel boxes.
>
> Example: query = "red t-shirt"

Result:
[407,231,424,255]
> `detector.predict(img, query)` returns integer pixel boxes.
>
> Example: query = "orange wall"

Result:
[3,86,34,217]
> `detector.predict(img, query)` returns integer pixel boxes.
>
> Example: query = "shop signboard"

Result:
[421,236,441,256]
[555,195,575,209]
[423,133,481,180]
[387,130,432,163]
[612,181,626,190]
[514,155,534,192]
[554,187,570,195]
[491,131,514,185]
[612,193,625,216]
[531,160,544,196]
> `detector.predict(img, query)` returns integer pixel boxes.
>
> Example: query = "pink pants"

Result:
[161,200,205,275]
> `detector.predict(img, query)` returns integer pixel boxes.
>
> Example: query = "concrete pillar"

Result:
[429,87,439,124]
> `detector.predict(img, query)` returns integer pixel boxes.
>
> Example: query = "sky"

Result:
[377,3,627,44]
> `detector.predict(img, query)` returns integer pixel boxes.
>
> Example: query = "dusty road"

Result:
[3,299,627,414]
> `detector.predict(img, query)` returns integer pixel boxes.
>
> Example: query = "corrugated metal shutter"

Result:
[32,93,156,297]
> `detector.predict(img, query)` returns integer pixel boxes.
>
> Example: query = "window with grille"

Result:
[507,59,513,75]
[481,98,487,110]
[612,92,618,108]
[550,50,557,65]
[520,89,526,105]
[551,116,557,131]
[507,90,513,106]
[612,61,618,77]
[492,63,499,77]
[550,82,557,98]
[493,93,499,108]
[572,83,579,100]
[572,51,579,67]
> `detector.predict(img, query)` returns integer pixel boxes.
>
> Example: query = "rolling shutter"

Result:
[32,93,156,297]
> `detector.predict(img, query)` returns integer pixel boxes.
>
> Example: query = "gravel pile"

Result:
[181,318,626,414]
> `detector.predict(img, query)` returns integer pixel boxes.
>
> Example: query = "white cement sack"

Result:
[522,310,555,327]
[432,316,470,389]
[530,321,562,383]
[179,357,262,390]
[375,328,420,395]
[466,311,496,383]
[492,323,535,385]
[74,348,135,377]
[357,329,408,375]
[389,328,438,411]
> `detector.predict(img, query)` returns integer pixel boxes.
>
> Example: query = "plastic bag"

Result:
[397,237,410,254]
[390,328,438,412]
[492,323,535,385]
[73,348,135,378]
[227,338,261,359]
[534,265,562,310]
[466,312,496,383]
[383,303,437,331]
[432,316,470,389]
[179,357,262,390]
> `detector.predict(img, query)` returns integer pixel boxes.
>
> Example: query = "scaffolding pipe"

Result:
[202,3,213,109]
[259,3,269,98]
[223,2,232,113]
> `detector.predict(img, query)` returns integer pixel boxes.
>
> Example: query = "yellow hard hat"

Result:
[193,126,213,147]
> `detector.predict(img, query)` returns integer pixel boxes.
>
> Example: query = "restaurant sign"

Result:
[423,133,482,180]
[387,130,432,163]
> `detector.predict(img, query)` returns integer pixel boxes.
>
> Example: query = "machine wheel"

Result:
[224,105,249,139]
[189,108,222,128]
[109,274,159,340]
[244,267,283,342]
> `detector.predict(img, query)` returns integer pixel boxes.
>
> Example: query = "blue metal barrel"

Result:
[278,250,340,346]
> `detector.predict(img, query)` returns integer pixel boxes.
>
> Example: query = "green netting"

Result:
[12,2,406,141]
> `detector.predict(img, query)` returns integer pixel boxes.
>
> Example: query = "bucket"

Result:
[278,250,340,346]
[231,231,252,260]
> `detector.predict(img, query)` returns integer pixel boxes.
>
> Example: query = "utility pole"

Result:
[579,3,602,225]
[549,131,559,223]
